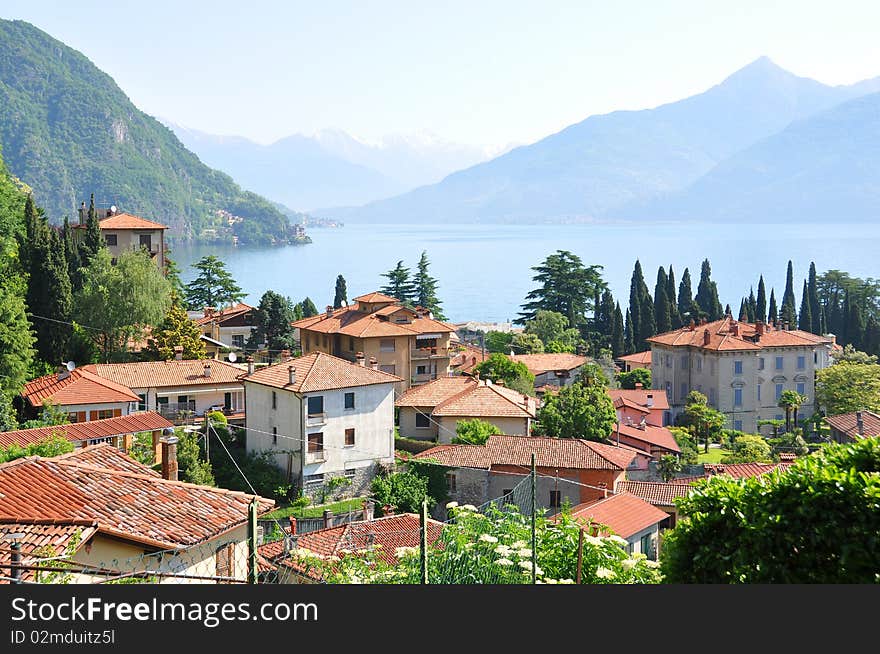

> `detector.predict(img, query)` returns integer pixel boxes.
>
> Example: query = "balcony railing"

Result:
[305,450,326,464]
[410,346,449,360]
[158,401,197,424]
[306,413,327,427]
[411,373,439,385]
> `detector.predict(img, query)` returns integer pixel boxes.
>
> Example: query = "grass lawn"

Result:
[697,447,730,463]
[261,497,367,521]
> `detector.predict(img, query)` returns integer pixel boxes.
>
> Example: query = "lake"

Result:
[173,222,880,324]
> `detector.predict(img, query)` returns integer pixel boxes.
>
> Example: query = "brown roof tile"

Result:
[195,303,255,326]
[0,520,98,583]
[395,376,475,407]
[673,461,793,483]
[614,423,680,453]
[647,317,833,352]
[607,389,670,411]
[84,359,245,389]
[618,350,652,365]
[22,369,140,408]
[824,411,880,440]
[509,353,589,375]
[615,480,692,507]
[565,493,670,538]
[74,213,167,230]
[242,351,401,393]
[0,412,173,449]
[396,377,535,418]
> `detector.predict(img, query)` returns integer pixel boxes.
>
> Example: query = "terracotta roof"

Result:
[673,461,793,483]
[195,303,255,326]
[565,493,670,538]
[242,351,401,393]
[395,376,474,407]
[0,412,173,449]
[60,444,162,476]
[0,445,274,549]
[259,513,444,580]
[618,350,652,366]
[509,353,589,375]
[607,389,670,411]
[83,359,244,390]
[0,520,98,583]
[449,344,488,374]
[824,411,880,440]
[22,369,140,408]
[616,481,692,507]
[74,213,167,230]
[351,292,400,304]
[432,381,535,419]
[647,317,833,352]
[414,434,637,471]
[614,422,681,454]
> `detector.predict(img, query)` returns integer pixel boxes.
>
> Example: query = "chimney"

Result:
[784,322,790,331]
[326,305,334,317]
[203,363,211,378]
[362,500,375,522]
[78,201,86,225]
[287,516,297,535]
[495,379,505,386]
[356,352,366,366]
[688,318,695,330]
[369,357,378,371]
[56,365,70,382]
[634,382,643,390]
[288,365,296,385]
[731,322,739,337]
[474,370,480,380]
[280,349,292,362]
[756,321,765,337]
[246,356,254,375]
[323,509,333,529]
[382,504,394,516]
[105,208,112,218]
[161,436,179,481]
[646,393,654,407]
[703,329,711,346]
[856,411,864,437]
[598,482,608,498]
[174,345,183,361]
[203,307,215,318]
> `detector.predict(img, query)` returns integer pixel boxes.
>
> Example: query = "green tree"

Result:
[816,362,880,415]
[617,368,651,390]
[807,262,823,334]
[777,390,807,434]
[575,362,610,388]
[299,297,318,318]
[654,266,672,334]
[535,378,616,441]
[61,216,83,293]
[623,308,635,355]
[177,428,215,486]
[452,418,502,445]
[75,249,172,362]
[370,470,434,514]
[780,260,797,328]
[798,280,812,332]
[524,310,581,353]
[484,330,513,353]
[756,275,767,324]
[517,250,605,328]
[380,260,416,303]
[509,332,545,354]
[678,391,725,452]
[669,426,699,464]
[145,295,207,360]
[610,303,625,358]
[77,193,105,269]
[694,259,722,321]
[661,437,880,583]
[0,238,35,394]
[768,288,778,324]
[0,434,74,464]
[247,290,297,352]
[657,454,682,482]
[678,267,698,323]
[628,260,655,349]
[722,434,772,463]
[473,354,535,396]
[412,251,446,319]
[833,344,878,365]
[667,265,681,329]
[163,253,185,296]
[333,274,348,309]
[184,255,245,310]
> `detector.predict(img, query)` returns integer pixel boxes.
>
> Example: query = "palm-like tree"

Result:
[778,390,807,433]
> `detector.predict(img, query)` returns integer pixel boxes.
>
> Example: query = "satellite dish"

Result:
[65,361,76,371]
[227,352,238,363]
[110,205,117,213]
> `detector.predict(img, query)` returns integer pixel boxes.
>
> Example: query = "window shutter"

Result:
[215,543,234,582]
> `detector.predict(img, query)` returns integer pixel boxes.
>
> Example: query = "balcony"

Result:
[410,346,449,360]
[305,450,326,464]
[306,413,327,427]
[158,401,197,424]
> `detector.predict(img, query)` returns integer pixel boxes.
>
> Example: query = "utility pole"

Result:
[420,499,429,584]
[531,453,537,584]
[248,498,259,584]
[576,528,584,584]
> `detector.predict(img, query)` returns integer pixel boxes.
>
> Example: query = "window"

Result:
[416,365,427,375]
[681,355,689,369]
[446,472,457,494]
[665,355,671,368]
[757,384,762,402]
[305,335,310,351]
[215,543,234,583]
[709,388,716,406]
[734,420,743,432]
[177,395,189,405]
[304,473,324,485]
[344,468,357,479]
[307,396,324,416]
[696,357,702,371]
[549,491,561,508]
[710,361,715,375]
[775,356,784,370]
[665,381,672,398]
[775,384,783,401]
[137,393,147,411]
[797,356,806,370]
[232,334,244,348]
[680,383,687,401]
[272,391,277,409]
[349,337,355,351]
[380,339,395,352]
[271,427,277,445]
[775,414,784,421]
[415,412,430,428]
[502,488,513,499]
[67,412,80,423]
[379,364,396,375]
[307,432,324,453]
[139,234,152,251]
[814,352,818,364]
[758,357,765,370]
[734,360,743,375]
[156,396,169,407]
[345,428,355,446]
[797,382,806,396]
[640,533,652,558]
[322,335,328,349]
[104,234,117,246]
[734,388,743,407]
[344,392,355,409]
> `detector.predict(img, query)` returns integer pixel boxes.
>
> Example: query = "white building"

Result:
[242,352,401,498]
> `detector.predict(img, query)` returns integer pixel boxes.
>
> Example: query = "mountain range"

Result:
[322,57,880,224]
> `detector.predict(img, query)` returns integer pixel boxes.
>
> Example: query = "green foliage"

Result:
[0,433,74,464]
[833,345,878,365]
[380,260,416,303]
[780,260,797,328]
[777,388,808,432]
[616,368,651,390]
[333,275,347,309]
[184,255,245,309]
[212,447,291,503]
[610,302,625,358]
[677,267,699,323]
[19,401,70,430]
[412,251,446,319]
[524,310,581,353]
[816,362,880,415]
[509,332,545,354]
[129,432,157,467]
[145,295,206,360]
[66,323,100,365]
[405,459,450,506]
[484,330,513,353]
[0,235,34,394]
[74,249,172,362]
[0,393,18,432]
[657,454,683,482]
[246,290,297,352]
[771,431,810,456]
[175,428,215,486]
[575,362,609,388]
[473,353,535,395]
[299,297,318,318]
[756,275,767,324]
[721,434,772,463]
[0,20,292,245]
[677,391,726,452]
[628,260,655,351]
[694,259,723,321]
[661,437,880,583]
[535,379,616,441]
[370,470,434,515]
[669,427,699,464]
[518,250,606,329]
[452,418,502,445]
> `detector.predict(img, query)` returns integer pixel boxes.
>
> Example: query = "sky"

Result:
[3,1,880,148]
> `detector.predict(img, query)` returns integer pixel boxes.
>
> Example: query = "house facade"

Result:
[20,367,139,423]
[617,350,652,372]
[509,353,589,389]
[195,303,258,351]
[648,317,834,434]
[292,292,456,393]
[242,352,400,498]
[74,208,167,272]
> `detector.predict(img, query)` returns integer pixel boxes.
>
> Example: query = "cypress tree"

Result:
[695,259,722,320]
[611,302,625,358]
[629,261,645,346]
[844,289,865,349]
[738,298,749,322]
[61,217,82,292]
[654,266,672,334]
[780,260,797,328]
[808,262,822,334]
[78,193,105,268]
[333,274,348,309]
[798,280,812,332]
[678,268,697,323]
[747,288,757,322]
[768,289,779,325]
[667,265,681,329]
[624,308,635,355]
[596,289,615,337]
[724,303,732,317]
[412,251,445,319]
[756,275,767,324]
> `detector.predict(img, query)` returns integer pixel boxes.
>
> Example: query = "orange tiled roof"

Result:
[395,376,474,407]
[74,213,167,230]
[509,353,589,375]
[614,422,681,454]
[351,292,400,304]
[824,411,880,440]
[414,434,637,471]
[259,513,444,580]
[194,303,255,326]
[0,412,173,449]
[432,381,536,419]
[618,350,652,366]
[673,461,793,483]
[449,343,488,374]
[615,480,692,507]
[0,445,274,549]
[22,369,139,408]
[83,359,245,389]
[647,317,833,352]
[60,444,163,476]
[242,351,401,393]
[607,389,670,411]
[566,493,670,538]
[0,519,98,583]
